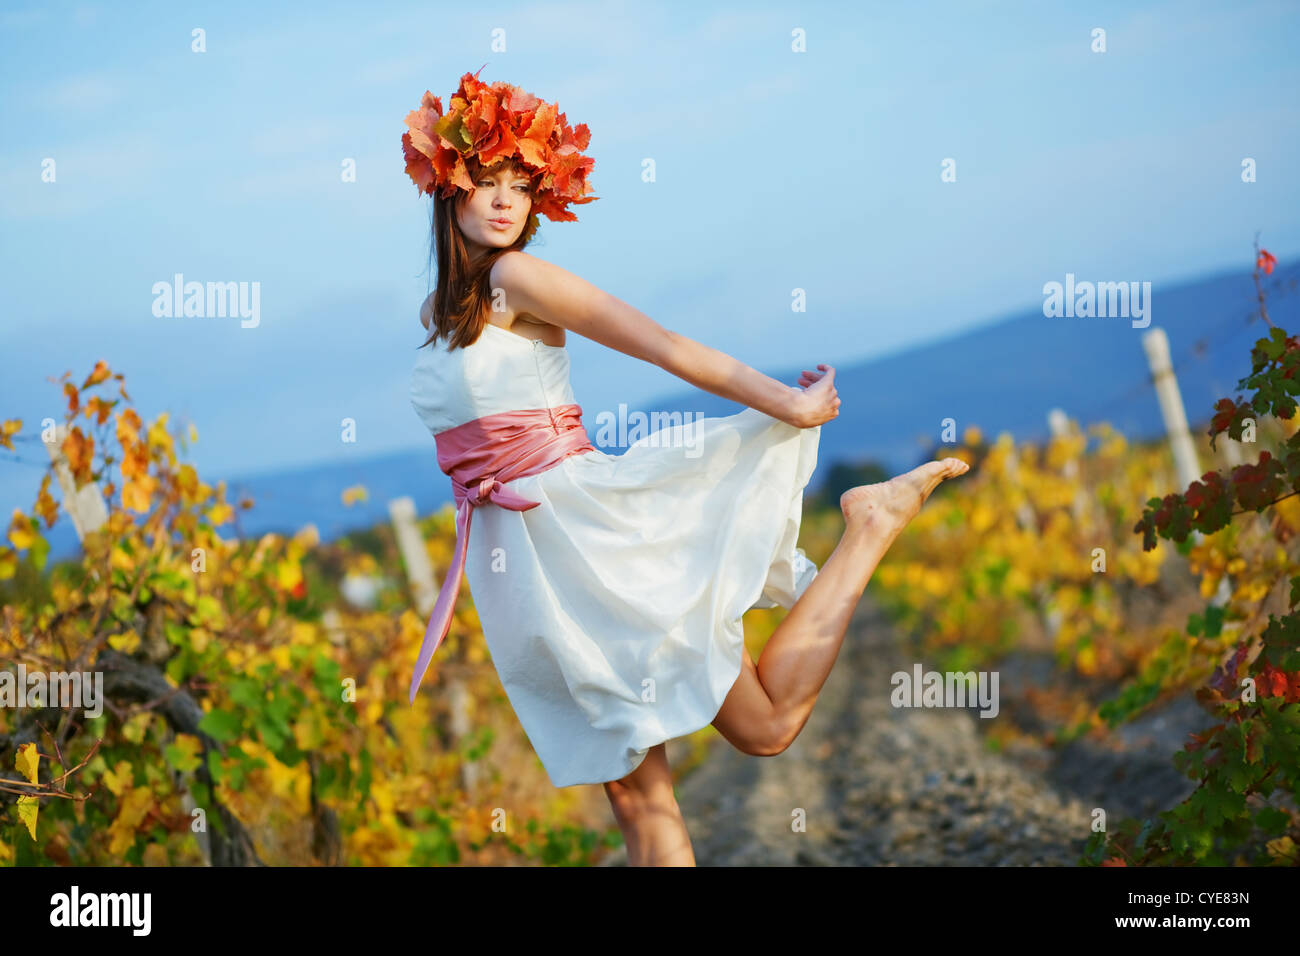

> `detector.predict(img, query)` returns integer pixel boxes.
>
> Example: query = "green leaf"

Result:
[197,708,242,742]
[1254,806,1291,834]
[255,716,285,751]
[228,677,263,710]
[1203,604,1225,638]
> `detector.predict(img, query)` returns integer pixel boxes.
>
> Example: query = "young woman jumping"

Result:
[403,68,969,866]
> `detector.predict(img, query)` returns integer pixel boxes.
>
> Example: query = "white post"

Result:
[44,423,108,541]
[388,496,478,794]
[1047,408,1087,522]
[1004,443,1060,638]
[1141,328,1232,607]
[1142,329,1204,491]
[1003,446,1038,532]
[388,497,439,616]
[43,425,214,863]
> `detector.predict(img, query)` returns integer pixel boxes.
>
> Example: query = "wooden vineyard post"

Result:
[1003,441,1061,641]
[1047,408,1090,524]
[1141,328,1233,607]
[43,422,108,540]
[43,423,215,864]
[389,496,479,794]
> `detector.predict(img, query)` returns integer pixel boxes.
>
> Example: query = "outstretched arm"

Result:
[491,251,838,428]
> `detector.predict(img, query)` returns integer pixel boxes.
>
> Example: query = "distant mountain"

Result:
[34,257,1300,564]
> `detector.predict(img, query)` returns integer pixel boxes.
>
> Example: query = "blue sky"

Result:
[2,0,1298,516]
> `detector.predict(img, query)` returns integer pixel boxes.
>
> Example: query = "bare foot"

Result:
[839,458,970,536]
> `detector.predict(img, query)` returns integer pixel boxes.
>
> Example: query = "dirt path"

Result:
[600,596,1100,866]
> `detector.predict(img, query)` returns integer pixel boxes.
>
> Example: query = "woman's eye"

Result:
[477,180,527,192]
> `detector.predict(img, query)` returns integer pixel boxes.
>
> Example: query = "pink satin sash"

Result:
[408,403,595,703]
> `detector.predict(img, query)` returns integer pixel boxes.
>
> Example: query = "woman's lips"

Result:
[487,219,512,230]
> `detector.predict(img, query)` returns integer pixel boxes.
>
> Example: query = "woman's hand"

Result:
[787,364,839,428]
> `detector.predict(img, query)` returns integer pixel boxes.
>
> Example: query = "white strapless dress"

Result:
[409,321,821,787]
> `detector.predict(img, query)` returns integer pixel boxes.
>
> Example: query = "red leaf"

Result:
[1245,728,1262,763]
[1258,662,1289,698]
[1257,249,1277,275]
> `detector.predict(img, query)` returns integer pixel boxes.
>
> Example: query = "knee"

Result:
[603,778,676,824]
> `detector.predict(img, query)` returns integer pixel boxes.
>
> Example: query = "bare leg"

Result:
[602,742,696,866]
[712,457,970,755]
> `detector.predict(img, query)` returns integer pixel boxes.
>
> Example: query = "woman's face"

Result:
[457,163,533,259]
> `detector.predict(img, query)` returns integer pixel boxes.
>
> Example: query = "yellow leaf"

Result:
[16,795,38,840]
[0,546,16,580]
[15,741,39,784]
[101,759,134,796]
[121,710,153,744]
[1266,835,1295,863]
[111,542,136,572]
[168,733,202,772]
[276,560,302,591]
[293,712,325,750]
[0,419,22,452]
[271,644,291,670]
[146,414,175,460]
[293,524,319,548]
[117,787,154,828]
[7,510,36,550]
[143,843,170,866]
[108,629,141,654]
[341,484,369,506]
[122,476,155,513]
[107,787,155,855]
[187,423,199,444]
[207,502,233,526]
[190,626,211,653]
[84,359,112,387]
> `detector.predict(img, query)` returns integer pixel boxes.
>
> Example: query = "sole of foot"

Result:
[839,457,971,533]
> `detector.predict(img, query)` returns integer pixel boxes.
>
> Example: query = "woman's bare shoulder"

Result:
[490,249,552,290]
[490,250,602,321]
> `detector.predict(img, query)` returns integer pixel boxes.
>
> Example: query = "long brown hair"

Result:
[417,155,539,351]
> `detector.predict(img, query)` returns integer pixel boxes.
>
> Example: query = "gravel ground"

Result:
[598,596,1188,866]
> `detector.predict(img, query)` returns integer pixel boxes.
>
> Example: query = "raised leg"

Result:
[712,457,969,756]
[602,742,695,866]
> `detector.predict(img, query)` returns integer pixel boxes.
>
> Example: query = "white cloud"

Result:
[354,53,436,89]
[0,133,167,218]
[226,158,344,202]
[248,118,347,157]
[39,72,124,110]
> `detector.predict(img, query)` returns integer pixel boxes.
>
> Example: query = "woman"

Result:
[404,70,970,866]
